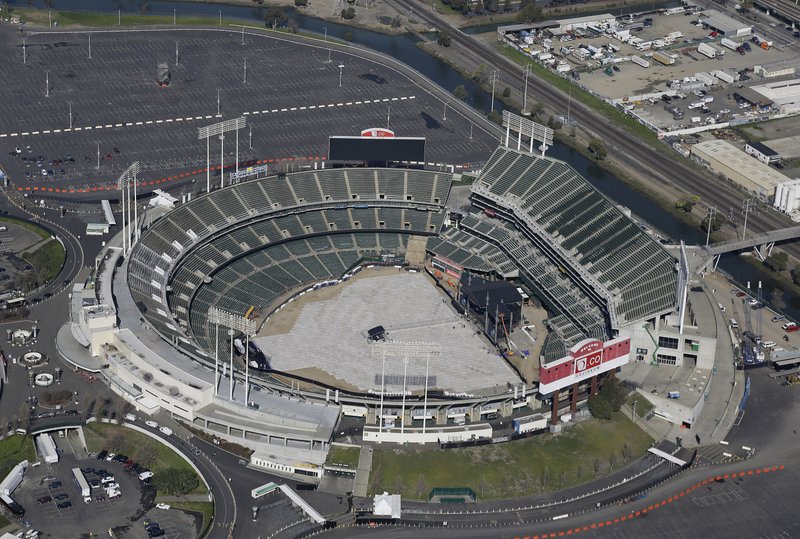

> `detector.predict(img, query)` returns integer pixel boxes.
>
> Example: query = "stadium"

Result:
[68,140,686,477]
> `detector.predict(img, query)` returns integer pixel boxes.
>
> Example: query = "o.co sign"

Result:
[360,128,395,138]
[575,351,603,373]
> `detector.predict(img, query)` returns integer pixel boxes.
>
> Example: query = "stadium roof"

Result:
[471,147,677,331]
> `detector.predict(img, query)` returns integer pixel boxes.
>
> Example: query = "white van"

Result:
[729,319,739,328]
[718,303,726,313]
[762,341,776,349]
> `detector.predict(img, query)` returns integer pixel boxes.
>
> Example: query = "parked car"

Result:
[36,496,52,504]
[145,420,159,429]
[57,501,72,509]
[48,481,62,489]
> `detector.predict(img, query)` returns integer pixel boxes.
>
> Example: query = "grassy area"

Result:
[84,422,207,495]
[21,239,65,283]
[369,413,652,500]
[497,44,662,147]
[167,501,214,539]
[326,444,360,470]
[0,216,50,239]
[627,393,655,419]
[0,513,10,529]
[0,435,36,480]
[433,0,461,16]
[6,6,241,28]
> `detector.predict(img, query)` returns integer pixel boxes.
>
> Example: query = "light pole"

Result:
[219,10,222,26]
[386,104,390,130]
[118,9,121,25]
[243,57,247,84]
[443,101,447,121]
[338,63,344,87]
[88,33,92,59]
[173,9,176,25]
[48,10,51,28]
[217,89,220,116]
[68,102,72,129]
[175,41,179,67]
[96,141,100,170]
[22,37,26,64]
[522,64,531,113]
[490,69,499,113]
[323,27,331,63]
[249,125,252,150]
[228,329,235,401]
[241,25,245,45]
[45,70,49,98]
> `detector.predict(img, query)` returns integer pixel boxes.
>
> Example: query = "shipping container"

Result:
[631,55,650,68]
[714,70,735,83]
[697,42,717,58]
[652,51,676,65]
[512,413,548,434]
[720,37,739,50]
[695,71,716,85]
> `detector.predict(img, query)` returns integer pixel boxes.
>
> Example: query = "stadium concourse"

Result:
[56,144,719,479]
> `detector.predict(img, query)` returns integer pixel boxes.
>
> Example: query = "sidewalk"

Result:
[352,446,373,498]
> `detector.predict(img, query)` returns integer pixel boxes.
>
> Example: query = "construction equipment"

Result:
[497,313,513,355]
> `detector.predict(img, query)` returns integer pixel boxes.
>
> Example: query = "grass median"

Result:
[83,422,207,495]
[368,412,652,500]
[21,239,65,284]
[0,435,36,481]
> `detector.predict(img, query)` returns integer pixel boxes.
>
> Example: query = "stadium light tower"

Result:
[371,341,441,441]
[207,307,256,401]
[197,117,246,193]
[116,162,141,255]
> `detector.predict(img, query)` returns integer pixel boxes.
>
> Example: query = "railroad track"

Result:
[391,0,800,255]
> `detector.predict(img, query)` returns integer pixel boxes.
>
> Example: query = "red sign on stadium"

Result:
[538,337,631,394]
[361,128,395,138]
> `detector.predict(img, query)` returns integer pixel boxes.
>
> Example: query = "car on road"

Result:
[158,426,173,436]
[124,413,137,422]
[57,501,72,509]
[773,315,786,322]
[191,448,201,456]
[145,420,159,429]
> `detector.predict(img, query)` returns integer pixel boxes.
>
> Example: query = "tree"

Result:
[588,138,607,161]
[547,115,563,130]
[588,394,612,419]
[453,84,468,101]
[701,211,727,232]
[391,16,402,28]
[415,475,427,498]
[516,3,542,23]
[600,378,627,412]
[154,468,199,496]
[265,6,288,29]
[488,110,503,125]
[471,63,490,84]
[764,251,788,272]
[294,0,307,6]
[437,29,451,47]
[529,101,544,117]
[109,432,126,453]
[341,7,355,19]
[502,86,511,98]
[771,288,786,311]
[137,440,159,468]
[675,198,696,213]
[570,126,577,138]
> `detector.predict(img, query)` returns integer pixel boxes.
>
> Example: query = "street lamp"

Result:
[338,63,344,87]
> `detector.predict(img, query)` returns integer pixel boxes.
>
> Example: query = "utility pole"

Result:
[490,69,499,113]
[522,64,531,113]
[742,198,757,240]
[705,206,716,247]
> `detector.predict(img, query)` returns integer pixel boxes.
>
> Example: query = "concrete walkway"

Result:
[352,446,373,498]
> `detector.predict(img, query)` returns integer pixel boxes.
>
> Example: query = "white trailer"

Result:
[720,38,738,50]
[714,70,735,83]
[35,434,59,464]
[631,55,651,68]
[697,42,717,58]
[512,413,548,434]
[0,462,26,496]
[72,468,90,498]
[695,71,717,85]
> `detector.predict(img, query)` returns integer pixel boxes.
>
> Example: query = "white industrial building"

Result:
[556,13,616,32]
[749,78,800,115]
[699,9,752,37]
[774,180,800,214]
[691,140,789,200]
[744,141,781,164]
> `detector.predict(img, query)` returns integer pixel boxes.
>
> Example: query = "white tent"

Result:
[373,492,401,519]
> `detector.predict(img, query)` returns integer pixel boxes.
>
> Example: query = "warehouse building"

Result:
[699,9,752,37]
[691,140,789,200]
[749,78,800,115]
[774,179,800,214]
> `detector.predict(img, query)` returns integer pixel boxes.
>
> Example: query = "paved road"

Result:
[387,0,800,256]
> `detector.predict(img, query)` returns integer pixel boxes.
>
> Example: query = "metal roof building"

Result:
[699,9,752,37]
[464,147,677,361]
[691,140,789,200]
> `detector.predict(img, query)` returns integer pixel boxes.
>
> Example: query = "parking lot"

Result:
[11,450,196,538]
[0,27,497,196]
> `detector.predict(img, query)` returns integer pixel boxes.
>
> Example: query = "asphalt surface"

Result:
[0,26,499,197]
[386,0,800,259]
